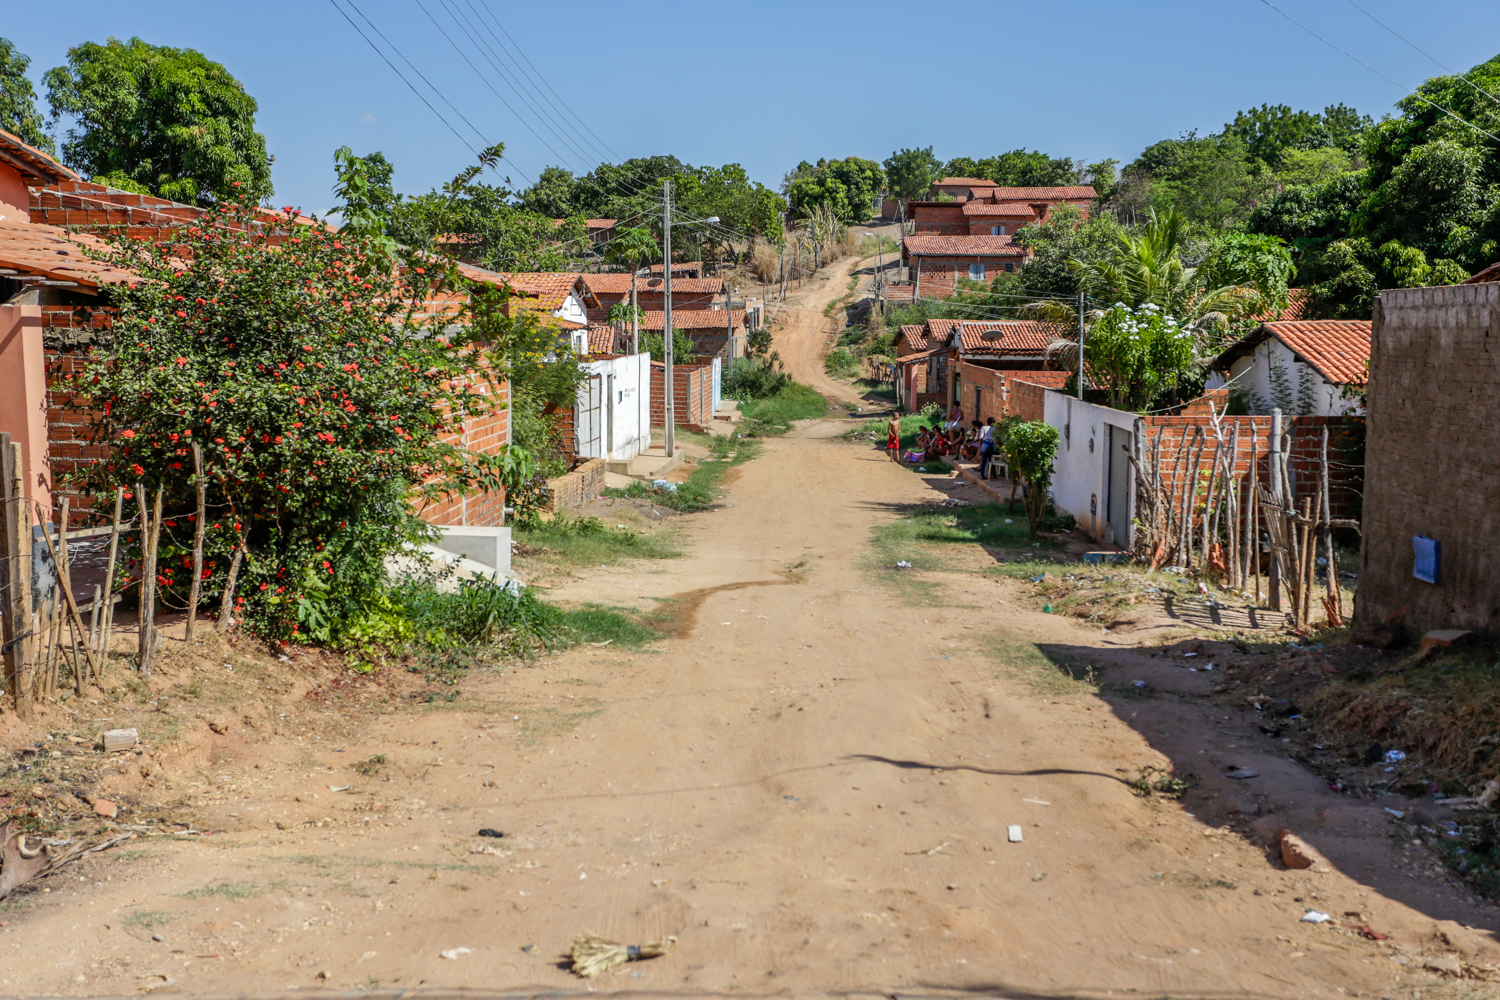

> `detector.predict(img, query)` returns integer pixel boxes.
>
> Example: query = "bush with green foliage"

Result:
[823,348,860,379]
[786,156,885,223]
[1004,421,1060,537]
[723,352,792,400]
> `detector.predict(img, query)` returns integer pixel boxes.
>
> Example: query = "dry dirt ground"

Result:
[2,258,1499,1000]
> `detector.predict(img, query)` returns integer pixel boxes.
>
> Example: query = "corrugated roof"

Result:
[903,235,1025,257]
[639,309,745,330]
[1264,319,1371,385]
[0,217,135,288]
[0,128,78,186]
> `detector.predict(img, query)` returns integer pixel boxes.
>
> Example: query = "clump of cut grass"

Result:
[604,435,760,512]
[514,513,678,567]
[738,383,828,435]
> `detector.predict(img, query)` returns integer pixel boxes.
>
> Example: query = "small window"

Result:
[990,225,1006,236]
[969,263,986,281]
[1004,263,1014,273]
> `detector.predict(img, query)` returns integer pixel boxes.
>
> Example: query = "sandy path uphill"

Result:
[1,423,1432,999]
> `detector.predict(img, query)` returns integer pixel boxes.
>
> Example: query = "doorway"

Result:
[1105,425,1133,548]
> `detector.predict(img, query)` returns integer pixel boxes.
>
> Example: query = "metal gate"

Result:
[575,374,604,459]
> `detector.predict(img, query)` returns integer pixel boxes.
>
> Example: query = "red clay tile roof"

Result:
[0,129,78,186]
[552,218,619,229]
[490,272,582,310]
[1466,261,1500,283]
[904,235,1025,257]
[0,217,135,288]
[934,177,993,187]
[987,186,1097,202]
[896,345,956,364]
[639,309,745,330]
[1250,287,1308,322]
[587,325,622,355]
[648,262,702,275]
[896,324,927,352]
[961,202,1039,217]
[930,319,1060,356]
[580,273,724,296]
[1263,320,1371,385]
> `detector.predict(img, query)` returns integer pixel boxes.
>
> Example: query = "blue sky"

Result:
[4,0,1500,213]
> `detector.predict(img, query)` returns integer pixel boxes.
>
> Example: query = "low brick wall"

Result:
[544,458,604,514]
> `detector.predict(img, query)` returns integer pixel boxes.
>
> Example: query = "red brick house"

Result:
[639,308,748,360]
[901,235,1027,297]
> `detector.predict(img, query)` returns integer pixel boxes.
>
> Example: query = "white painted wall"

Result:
[554,291,589,328]
[577,351,652,461]
[1042,391,1139,546]
[1223,338,1362,416]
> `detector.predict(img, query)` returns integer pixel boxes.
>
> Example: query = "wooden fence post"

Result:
[2,438,34,719]
[97,488,124,665]
[186,444,206,643]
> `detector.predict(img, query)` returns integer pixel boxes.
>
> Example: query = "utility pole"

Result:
[725,281,734,362]
[663,178,675,458]
[630,258,640,356]
[1076,289,1086,399]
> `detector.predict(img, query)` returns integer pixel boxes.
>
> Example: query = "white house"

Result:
[1209,319,1370,416]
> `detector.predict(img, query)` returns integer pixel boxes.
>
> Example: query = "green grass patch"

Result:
[183,880,264,900]
[605,434,760,511]
[983,636,1100,696]
[126,910,174,929]
[514,513,679,567]
[553,603,660,650]
[823,273,861,318]
[738,382,829,435]
[824,348,860,379]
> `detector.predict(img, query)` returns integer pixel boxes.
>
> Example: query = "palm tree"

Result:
[1023,209,1264,383]
[604,227,660,355]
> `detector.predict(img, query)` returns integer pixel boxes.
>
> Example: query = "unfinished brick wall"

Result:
[1008,379,1049,422]
[649,363,711,431]
[954,363,1069,424]
[1358,282,1500,633]
[1136,414,1363,522]
[544,458,604,514]
[913,256,1020,298]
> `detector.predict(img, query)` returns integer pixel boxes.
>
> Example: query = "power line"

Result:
[333,0,531,185]
[1256,0,1500,144]
[1340,0,1500,107]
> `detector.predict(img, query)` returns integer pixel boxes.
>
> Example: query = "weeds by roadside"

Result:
[514,513,679,567]
[738,383,828,435]
[604,434,761,511]
[1128,764,1195,799]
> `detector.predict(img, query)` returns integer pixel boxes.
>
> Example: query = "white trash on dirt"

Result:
[1301,911,1331,923]
[440,947,473,960]
[1008,825,1024,843]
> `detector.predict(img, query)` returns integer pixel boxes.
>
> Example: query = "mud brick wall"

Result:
[1358,282,1500,632]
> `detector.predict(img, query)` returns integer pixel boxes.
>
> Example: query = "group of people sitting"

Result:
[888,403,1002,479]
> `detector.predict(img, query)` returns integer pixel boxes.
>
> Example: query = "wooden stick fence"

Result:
[1132,407,1360,629]
[0,430,240,716]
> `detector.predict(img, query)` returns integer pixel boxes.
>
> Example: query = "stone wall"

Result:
[1358,282,1500,633]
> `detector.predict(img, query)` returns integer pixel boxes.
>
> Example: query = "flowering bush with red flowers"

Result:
[73,201,535,642]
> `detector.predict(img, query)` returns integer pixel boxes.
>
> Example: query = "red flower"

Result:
[175,357,187,365]
[131,463,145,475]
[121,429,136,439]
[414,267,425,275]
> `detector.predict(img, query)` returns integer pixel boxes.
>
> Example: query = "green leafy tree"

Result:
[1147,134,1272,229]
[1275,147,1353,188]
[786,156,884,223]
[602,226,659,352]
[516,165,579,218]
[1004,421,1060,537]
[1082,303,1197,411]
[1302,237,1468,319]
[641,326,696,364]
[73,202,524,642]
[943,150,1080,187]
[0,38,52,153]
[44,37,272,205]
[330,147,397,239]
[883,146,942,210]
[385,144,587,272]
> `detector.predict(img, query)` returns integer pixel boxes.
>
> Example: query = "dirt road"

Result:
[3,256,1496,998]
[767,252,880,410]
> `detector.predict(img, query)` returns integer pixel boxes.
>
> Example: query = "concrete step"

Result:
[605,447,683,479]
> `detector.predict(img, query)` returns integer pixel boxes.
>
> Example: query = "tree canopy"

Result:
[0,37,52,153]
[883,146,942,206]
[44,37,272,205]
[785,156,884,223]
[942,150,1080,187]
